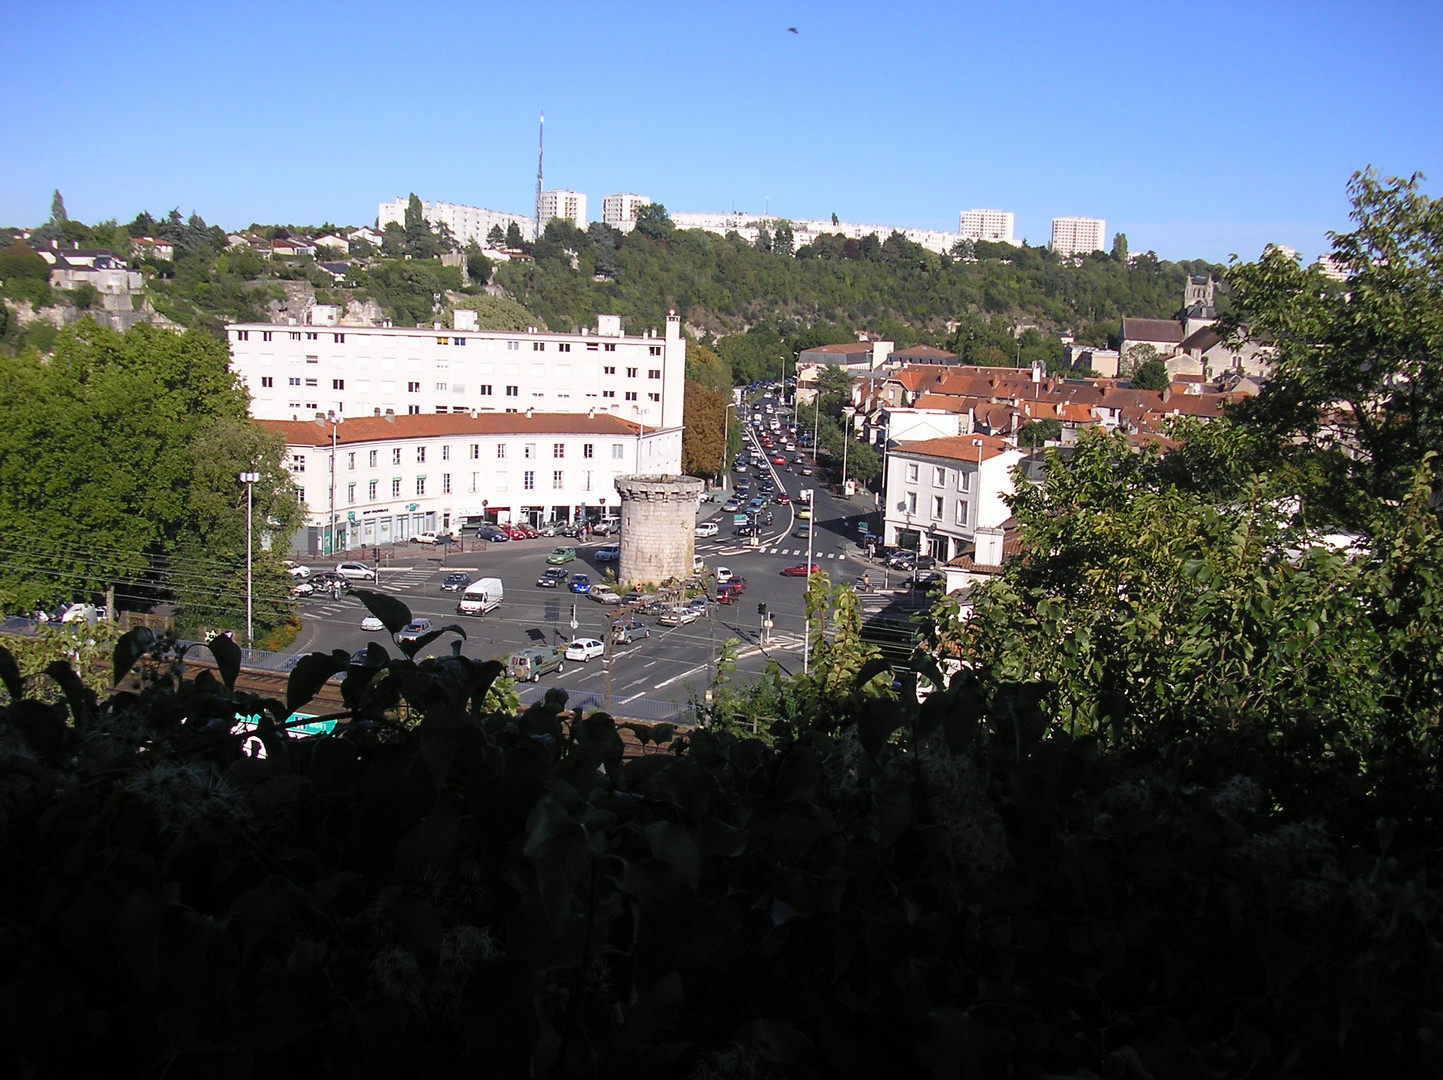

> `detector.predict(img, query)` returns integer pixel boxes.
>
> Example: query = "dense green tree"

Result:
[487,224,505,247]
[402,193,435,258]
[681,379,727,478]
[1130,356,1170,390]
[1017,417,1062,446]
[1111,231,1128,261]
[464,241,492,286]
[504,221,525,249]
[632,201,673,241]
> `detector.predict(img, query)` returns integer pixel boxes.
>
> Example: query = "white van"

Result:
[456,576,504,616]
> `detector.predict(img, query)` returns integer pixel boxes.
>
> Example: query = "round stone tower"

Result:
[615,474,704,587]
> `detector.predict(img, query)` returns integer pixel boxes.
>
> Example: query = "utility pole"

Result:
[802,488,815,676]
[328,412,339,556]
[534,112,544,243]
[239,471,259,647]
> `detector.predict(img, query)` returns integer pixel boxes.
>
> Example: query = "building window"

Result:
[288,377,301,387]
[407,381,420,393]
[441,445,450,461]
[368,480,377,500]
[604,365,616,375]
[625,392,638,401]
[505,385,518,397]
[584,470,593,491]
[334,333,345,343]
[523,470,535,490]
[347,452,355,470]
[932,495,944,519]
[262,331,273,341]
[391,479,402,498]
[532,342,544,351]
[648,392,660,402]
[497,444,507,459]
[369,450,378,467]
[392,448,402,465]
[934,467,946,486]
[602,390,616,399]
[296,487,304,504]
[955,500,968,525]
[583,443,594,459]
[611,444,624,459]
[604,343,616,352]
[236,330,249,341]
[957,471,971,493]
[453,337,465,346]
[304,378,318,388]
[553,443,564,458]
[906,492,917,514]
[906,463,919,482]
[435,382,447,392]
[626,367,638,378]
[407,405,420,415]
[648,369,661,379]
[305,332,318,341]
[552,470,563,489]
[347,482,356,504]
[416,447,426,463]
[333,379,345,390]
[470,443,481,459]
[415,478,426,496]
[443,473,451,494]
[507,341,519,351]
[649,345,662,356]
[557,343,571,352]
[524,444,536,459]
[290,454,305,473]
[260,376,273,387]
[480,384,493,396]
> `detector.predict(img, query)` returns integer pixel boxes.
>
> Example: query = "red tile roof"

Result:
[258,411,648,448]
[892,433,1015,463]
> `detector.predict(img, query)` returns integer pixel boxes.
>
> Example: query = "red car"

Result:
[504,524,529,540]
[717,579,747,603]
[772,455,786,465]
[774,494,791,504]
[781,563,820,577]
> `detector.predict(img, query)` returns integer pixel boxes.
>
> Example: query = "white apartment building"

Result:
[377,199,536,245]
[538,190,587,228]
[668,211,962,254]
[882,435,1020,562]
[1050,216,1107,258]
[602,193,650,230]
[957,209,1015,245]
[227,312,687,431]
[261,411,682,553]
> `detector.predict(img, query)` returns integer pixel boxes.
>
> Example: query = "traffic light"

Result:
[757,602,767,616]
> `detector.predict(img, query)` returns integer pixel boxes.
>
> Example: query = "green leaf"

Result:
[207,630,242,691]
[111,627,155,688]
[44,660,94,726]
[351,588,411,635]
[522,792,591,933]
[285,650,349,713]
[0,644,22,702]
[397,623,467,660]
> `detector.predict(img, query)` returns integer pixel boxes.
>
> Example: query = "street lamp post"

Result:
[326,412,340,557]
[239,471,259,647]
[972,437,985,533]
[802,487,815,676]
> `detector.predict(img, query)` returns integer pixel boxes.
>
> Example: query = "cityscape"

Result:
[2,2,1441,1076]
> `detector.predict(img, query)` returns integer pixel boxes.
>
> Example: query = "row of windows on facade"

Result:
[263,356,662,381]
[258,377,659,406]
[288,442,628,472]
[298,469,608,505]
[903,462,974,491]
[901,491,973,526]
[234,329,663,359]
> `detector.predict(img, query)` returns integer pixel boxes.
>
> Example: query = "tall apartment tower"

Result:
[957,209,1015,244]
[602,193,650,230]
[538,190,587,229]
[1051,216,1107,258]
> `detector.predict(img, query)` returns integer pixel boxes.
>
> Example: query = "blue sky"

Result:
[3,0,1439,263]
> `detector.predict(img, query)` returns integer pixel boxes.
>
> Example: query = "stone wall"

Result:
[615,475,703,587]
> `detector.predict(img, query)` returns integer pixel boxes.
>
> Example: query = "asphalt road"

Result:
[285,394,900,715]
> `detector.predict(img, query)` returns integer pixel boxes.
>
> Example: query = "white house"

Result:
[227,311,687,431]
[259,410,682,554]
[882,434,1021,562]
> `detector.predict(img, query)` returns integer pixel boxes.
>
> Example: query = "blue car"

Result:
[594,544,620,562]
[569,573,592,594]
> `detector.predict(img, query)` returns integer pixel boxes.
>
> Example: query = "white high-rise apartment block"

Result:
[538,190,587,229]
[957,209,1015,245]
[227,312,687,431]
[602,193,650,230]
[1051,216,1107,258]
[377,199,536,244]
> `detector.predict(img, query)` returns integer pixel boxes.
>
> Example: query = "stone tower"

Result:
[614,474,704,587]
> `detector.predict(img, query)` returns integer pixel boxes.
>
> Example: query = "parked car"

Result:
[547,546,577,565]
[588,584,622,605]
[536,567,569,588]
[515,523,539,539]
[591,519,617,537]
[440,572,472,592]
[361,614,385,632]
[564,638,606,662]
[611,619,650,645]
[507,645,566,682]
[411,531,441,545]
[658,606,700,626]
[396,618,433,644]
[715,566,734,585]
[504,524,529,541]
[688,595,715,613]
[335,562,376,580]
[594,544,620,562]
[569,573,591,594]
[284,562,311,579]
[476,526,509,542]
[717,582,747,604]
[695,521,719,538]
[781,563,820,577]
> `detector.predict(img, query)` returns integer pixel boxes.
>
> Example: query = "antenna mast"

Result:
[534,112,544,243]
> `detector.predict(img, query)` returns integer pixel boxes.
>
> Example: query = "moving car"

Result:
[781,563,821,577]
[411,531,441,545]
[284,562,311,579]
[335,562,376,580]
[507,645,566,682]
[397,619,433,644]
[591,519,617,537]
[795,525,811,539]
[569,573,592,594]
[772,455,786,465]
[774,493,791,505]
[797,507,812,520]
[715,566,734,585]
[456,577,504,616]
[611,619,650,644]
[722,499,742,513]
[290,581,315,597]
[536,567,569,588]
[588,584,622,605]
[717,582,746,603]
[311,571,351,591]
[440,572,472,592]
[695,521,720,538]
[658,606,700,626]
[564,638,606,662]
[361,614,385,632]
[594,544,620,562]
[546,546,577,564]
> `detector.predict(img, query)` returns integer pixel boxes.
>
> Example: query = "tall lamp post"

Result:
[239,471,259,647]
[327,411,340,556]
[801,487,815,676]
[972,437,985,533]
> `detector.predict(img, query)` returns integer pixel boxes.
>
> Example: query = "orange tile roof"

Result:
[258,411,649,448]
[892,433,1015,463]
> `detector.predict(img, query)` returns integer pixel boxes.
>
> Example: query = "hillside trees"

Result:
[0,322,300,632]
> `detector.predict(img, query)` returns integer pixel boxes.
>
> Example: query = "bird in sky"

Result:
[787,27,799,34]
